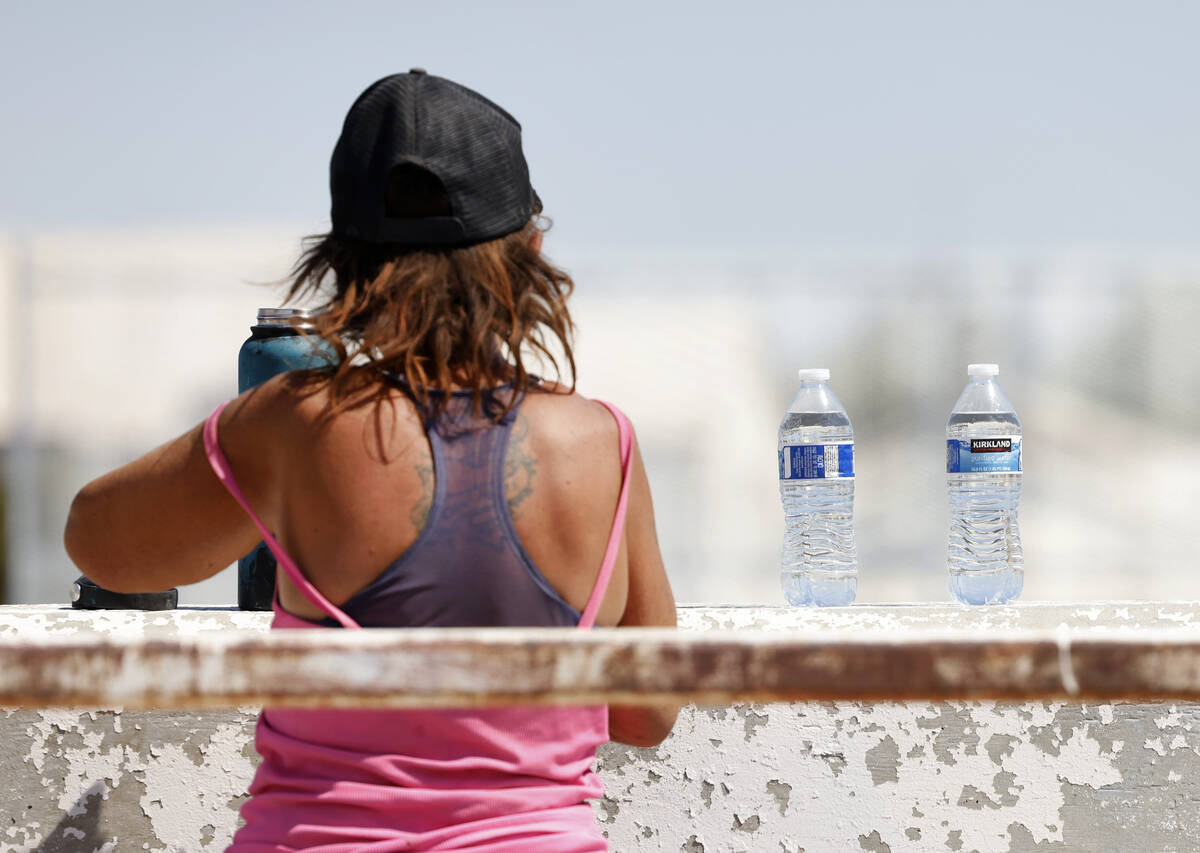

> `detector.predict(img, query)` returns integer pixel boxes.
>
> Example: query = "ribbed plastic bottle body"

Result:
[946,371,1023,605]
[778,375,857,607]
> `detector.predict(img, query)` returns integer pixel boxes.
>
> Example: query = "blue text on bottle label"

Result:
[779,443,854,480]
[946,437,1022,474]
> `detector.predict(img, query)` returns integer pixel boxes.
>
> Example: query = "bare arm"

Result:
[63,388,275,592]
[608,430,680,747]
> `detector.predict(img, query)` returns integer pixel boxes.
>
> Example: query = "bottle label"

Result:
[779,443,854,480]
[946,437,1022,473]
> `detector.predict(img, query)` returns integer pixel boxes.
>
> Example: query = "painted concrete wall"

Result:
[4,603,1200,852]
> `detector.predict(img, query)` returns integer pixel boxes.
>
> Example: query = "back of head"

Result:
[287,70,575,420]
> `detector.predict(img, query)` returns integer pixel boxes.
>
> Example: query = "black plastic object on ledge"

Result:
[70,576,178,611]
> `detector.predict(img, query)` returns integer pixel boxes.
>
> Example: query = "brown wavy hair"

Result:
[283,217,576,422]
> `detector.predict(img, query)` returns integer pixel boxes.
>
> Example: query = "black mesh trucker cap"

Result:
[330,69,540,245]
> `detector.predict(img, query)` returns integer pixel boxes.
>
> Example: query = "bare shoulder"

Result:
[226,372,419,438]
[520,385,624,449]
[215,372,320,443]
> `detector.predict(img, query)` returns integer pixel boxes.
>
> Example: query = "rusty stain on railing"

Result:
[4,627,1200,709]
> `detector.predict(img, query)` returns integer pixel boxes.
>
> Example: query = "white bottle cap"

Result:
[967,363,999,378]
[797,368,830,382]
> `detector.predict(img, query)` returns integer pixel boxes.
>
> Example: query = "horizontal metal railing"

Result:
[4,626,1200,709]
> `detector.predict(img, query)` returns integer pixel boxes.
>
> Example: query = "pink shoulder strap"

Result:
[203,401,360,630]
[577,400,635,629]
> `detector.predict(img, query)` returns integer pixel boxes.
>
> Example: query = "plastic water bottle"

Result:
[946,363,1023,605]
[237,308,338,610]
[778,368,857,606]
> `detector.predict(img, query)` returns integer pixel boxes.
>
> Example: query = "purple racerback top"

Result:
[204,390,633,852]
[321,390,582,629]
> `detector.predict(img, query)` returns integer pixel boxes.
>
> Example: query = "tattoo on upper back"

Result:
[411,461,434,530]
[504,413,537,520]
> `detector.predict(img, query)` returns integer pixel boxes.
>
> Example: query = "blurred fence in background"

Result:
[2,230,1199,606]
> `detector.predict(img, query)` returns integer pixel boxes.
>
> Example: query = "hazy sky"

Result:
[3,1,1200,250]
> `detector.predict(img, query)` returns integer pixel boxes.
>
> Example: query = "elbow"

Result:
[607,704,680,748]
[63,489,90,565]
[63,487,116,588]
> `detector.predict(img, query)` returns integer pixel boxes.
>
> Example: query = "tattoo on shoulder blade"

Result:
[411,462,434,530]
[505,413,537,520]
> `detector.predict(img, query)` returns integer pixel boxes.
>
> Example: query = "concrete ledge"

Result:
[4,603,1200,851]
[7,605,1200,708]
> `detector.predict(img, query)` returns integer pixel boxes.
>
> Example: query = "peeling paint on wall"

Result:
[3,708,257,852]
[6,604,1200,851]
[596,699,1177,851]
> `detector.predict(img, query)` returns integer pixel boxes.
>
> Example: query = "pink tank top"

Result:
[203,396,634,852]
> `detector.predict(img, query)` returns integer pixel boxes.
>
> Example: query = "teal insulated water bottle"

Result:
[236,308,338,610]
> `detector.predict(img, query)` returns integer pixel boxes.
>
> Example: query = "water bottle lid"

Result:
[797,368,830,382]
[967,363,999,378]
[257,307,321,329]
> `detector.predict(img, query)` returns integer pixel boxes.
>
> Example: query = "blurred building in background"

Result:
[2,230,1199,606]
